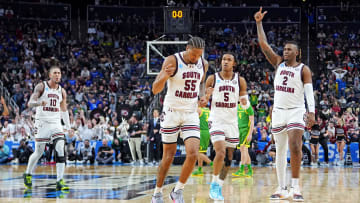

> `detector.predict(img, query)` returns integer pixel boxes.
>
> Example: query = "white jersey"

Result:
[35,81,63,123]
[163,51,205,112]
[273,62,305,109]
[209,72,240,124]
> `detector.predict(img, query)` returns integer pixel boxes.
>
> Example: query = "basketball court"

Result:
[0,164,359,202]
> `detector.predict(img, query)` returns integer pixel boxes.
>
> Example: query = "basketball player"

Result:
[151,37,208,203]
[204,53,249,200]
[255,7,315,201]
[23,64,70,191]
[192,106,213,176]
[232,104,254,177]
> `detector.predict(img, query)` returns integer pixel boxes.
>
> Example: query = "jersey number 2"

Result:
[50,99,57,106]
[282,76,288,86]
[184,80,196,91]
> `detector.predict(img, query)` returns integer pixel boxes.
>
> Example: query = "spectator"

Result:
[79,120,96,141]
[0,138,12,163]
[79,139,95,164]
[147,109,161,165]
[96,139,114,164]
[66,129,78,161]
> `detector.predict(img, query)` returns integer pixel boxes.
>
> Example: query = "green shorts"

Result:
[199,130,210,152]
[237,127,251,148]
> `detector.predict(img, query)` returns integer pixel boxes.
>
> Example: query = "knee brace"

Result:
[54,138,66,163]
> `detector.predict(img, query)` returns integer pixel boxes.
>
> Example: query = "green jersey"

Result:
[237,104,254,129]
[199,107,210,131]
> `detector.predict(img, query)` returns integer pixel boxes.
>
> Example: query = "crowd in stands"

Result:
[0,2,359,166]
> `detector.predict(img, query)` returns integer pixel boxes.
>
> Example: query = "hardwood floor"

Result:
[0,164,359,202]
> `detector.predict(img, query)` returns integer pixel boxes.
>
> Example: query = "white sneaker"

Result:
[269,186,290,200]
[289,186,304,202]
[140,160,144,166]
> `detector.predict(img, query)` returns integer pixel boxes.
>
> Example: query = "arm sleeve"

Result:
[304,83,315,113]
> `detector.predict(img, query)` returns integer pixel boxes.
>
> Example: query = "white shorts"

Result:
[160,106,200,144]
[271,107,306,134]
[209,120,239,148]
[34,120,65,143]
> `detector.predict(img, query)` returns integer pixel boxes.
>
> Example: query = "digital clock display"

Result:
[164,7,192,34]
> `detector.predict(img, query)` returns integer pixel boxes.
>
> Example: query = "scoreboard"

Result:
[163,7,192,34]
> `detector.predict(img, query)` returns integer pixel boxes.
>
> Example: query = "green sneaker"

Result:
[245,169,253,177]
[23,188,32,198]
[56,179,69,191]
[232,169,246,177]
[23,173,32,189]
[191,170,204,176]
[210,162,213,168]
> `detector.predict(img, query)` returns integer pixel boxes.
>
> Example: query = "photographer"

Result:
[13,139,33,163]
[96,139,114,164]
[78,139,95,164]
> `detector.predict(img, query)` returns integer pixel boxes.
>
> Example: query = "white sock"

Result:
[174,181,185,192]
[56,163,65,181]
[274,131,288,189]
[154,186,162,194]
[212,175,219,183]
[291,178,299,187]
[217,178,224,187]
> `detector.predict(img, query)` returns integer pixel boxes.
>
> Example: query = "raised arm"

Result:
[254,7,282,68]
[28,83,45,108]
[152,55,177,95]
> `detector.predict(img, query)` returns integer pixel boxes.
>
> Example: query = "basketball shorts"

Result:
[237,127,251,148]
[209,120,239,148]
[160,106,200,144]
[271,107,306,135]
[199,130,210,152]
[34,119,65,143]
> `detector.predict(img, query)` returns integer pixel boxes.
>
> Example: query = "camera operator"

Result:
[13,139,33,163]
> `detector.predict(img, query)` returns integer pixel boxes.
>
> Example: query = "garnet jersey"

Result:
[163,51,205,112]
[273,62,305,109]
[208,72,240,124]
[35,81,63,123]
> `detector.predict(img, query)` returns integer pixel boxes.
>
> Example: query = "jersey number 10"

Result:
[50,99,57,106]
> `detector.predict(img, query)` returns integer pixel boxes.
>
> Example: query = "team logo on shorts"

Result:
[208,121,212,129]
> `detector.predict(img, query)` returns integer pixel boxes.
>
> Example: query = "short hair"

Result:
[49,58,60,73]
[187,37,205,49]
[222,52,236,61]
[284,41,299,50]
